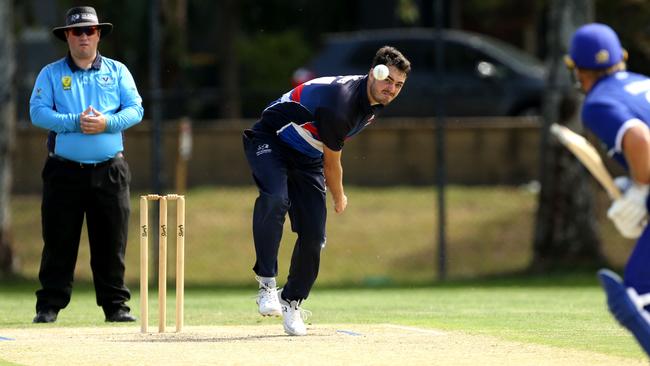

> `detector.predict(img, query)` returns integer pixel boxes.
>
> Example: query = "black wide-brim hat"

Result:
[52,6,113,42]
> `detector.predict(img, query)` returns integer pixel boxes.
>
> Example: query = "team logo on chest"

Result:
[256,144,272,156]
[97,74,115,87]
[61,76,72,90]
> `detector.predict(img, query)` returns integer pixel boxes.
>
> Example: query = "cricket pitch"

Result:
[0,324,644,366]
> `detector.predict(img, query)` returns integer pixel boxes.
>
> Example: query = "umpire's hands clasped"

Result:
[80,106,107,134]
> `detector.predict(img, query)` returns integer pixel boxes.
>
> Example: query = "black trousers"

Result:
[243,129,327,301]
[35,155,132,315]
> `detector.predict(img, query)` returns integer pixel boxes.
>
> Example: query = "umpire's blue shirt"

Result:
[30,53,144,163]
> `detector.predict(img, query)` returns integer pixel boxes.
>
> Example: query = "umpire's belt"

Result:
[48,152,124,169]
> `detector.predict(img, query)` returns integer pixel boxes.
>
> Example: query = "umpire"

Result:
[29,6,143,323]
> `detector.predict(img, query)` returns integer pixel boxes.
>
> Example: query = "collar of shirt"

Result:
[65,52,103,72]
[359,76,384,115]
[588,70,628,96]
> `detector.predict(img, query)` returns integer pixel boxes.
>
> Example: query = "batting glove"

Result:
[607,183,649,239]
[614,176,633,192]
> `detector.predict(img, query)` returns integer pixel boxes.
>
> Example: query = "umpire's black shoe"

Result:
[105,309,137,322]
[33,309,58,323]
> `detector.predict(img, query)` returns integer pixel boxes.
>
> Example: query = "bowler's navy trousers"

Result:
[243,128,326,301]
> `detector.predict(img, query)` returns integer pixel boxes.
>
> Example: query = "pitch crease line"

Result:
[336,329,363,336]
[383,324,446,336]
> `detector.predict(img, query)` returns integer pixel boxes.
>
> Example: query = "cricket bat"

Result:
[550,123,622,200]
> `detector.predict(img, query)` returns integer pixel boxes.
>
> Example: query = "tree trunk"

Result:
[531,0,607,271]
[0,0,17,277]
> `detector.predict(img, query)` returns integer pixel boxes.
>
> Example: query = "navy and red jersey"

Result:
[582,71,650,170]
[252,75,383,158]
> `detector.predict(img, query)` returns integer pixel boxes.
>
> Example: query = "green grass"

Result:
[0,276,645,360]
[4,186,644,363]
[9,185,634,286]
[0,359,20,366]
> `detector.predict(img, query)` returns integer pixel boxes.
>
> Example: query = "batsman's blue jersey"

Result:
[30,53,143,163]
[583,71,650,170]
[584,71,650,297]
[252,75,383,158]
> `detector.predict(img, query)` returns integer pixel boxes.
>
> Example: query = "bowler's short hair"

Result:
[372,46,411,75]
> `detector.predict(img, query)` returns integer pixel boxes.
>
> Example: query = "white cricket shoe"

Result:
[255,276,282,317]
[279,292,310,336]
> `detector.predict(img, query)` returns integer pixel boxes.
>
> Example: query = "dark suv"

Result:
[292,28,548,117]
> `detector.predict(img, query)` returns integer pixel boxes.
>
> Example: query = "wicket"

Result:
[140,194,185,333]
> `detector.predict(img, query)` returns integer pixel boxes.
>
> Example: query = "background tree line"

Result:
[9,0,650,121]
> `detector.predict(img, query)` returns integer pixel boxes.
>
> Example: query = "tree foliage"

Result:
[30,1,648,119]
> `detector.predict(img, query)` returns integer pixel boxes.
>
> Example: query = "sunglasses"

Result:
[68,26,99,37]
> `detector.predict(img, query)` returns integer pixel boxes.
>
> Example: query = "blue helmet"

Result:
[566,23,626,70]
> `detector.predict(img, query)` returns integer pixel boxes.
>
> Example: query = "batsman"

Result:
[565,23,650,356]
[242,46,410,336]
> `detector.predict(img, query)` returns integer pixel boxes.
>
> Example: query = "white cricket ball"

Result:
[373,64,389,80]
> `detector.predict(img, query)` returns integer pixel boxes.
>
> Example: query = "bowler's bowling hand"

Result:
[334,194,348,214]
[607,183,649,239]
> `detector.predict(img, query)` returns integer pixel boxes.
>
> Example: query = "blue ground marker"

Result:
[336,329,363,336]
[0,336,15,341]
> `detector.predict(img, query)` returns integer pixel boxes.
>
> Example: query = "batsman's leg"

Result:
[598,269,650,356]
[624,228,650,295]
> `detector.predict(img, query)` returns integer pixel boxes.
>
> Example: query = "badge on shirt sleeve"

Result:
[61,76,72,90]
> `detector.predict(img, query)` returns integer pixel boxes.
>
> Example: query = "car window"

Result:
[345,39,433,71]
[444,41,496,74]
[346,42,383,68]
[343,37,506,76]
[478,35,543,68]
